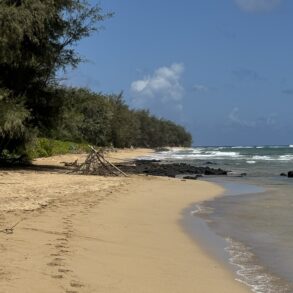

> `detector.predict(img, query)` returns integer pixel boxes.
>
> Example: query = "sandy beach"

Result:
[0,149,250,293]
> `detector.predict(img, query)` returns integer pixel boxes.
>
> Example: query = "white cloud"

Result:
[235,0,282,12]
[229,107,278,127]
[193,84,209,93]
[229,107,256,127]
[130,63,185,122]
[130,63,184,104]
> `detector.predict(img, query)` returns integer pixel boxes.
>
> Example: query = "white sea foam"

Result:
[252,156,274,161]
[232,146,254,149]
[278,155,293,161]
[249,155,293,162]
[191,204,203,215]
[139,146,293,163]
[139,149,243,161]
[191,204,213,215]
[225,238,289,293]
[184,151,241,159]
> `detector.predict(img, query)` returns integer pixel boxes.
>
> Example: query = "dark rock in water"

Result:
[205,161,216,165]
[204,167,227,175]
[116,160,227,178]
[288,171,293,178]
[137,159,161,163]
[182,175,201,180]
[280,173,287,177]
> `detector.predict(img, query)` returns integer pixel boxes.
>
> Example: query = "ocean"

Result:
[143,146,293,293]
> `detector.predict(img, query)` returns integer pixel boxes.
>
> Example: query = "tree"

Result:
[0,0,112,93]
[0,89,32,159]
[108,93,141,148]
[0,0,112,158]
[57,88,113,146]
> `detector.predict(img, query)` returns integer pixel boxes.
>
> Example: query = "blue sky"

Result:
[64,0,293,146]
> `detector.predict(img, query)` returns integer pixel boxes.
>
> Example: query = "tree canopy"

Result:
[0,0,112,93]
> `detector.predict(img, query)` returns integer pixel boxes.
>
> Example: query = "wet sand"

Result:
[0,149,250,292]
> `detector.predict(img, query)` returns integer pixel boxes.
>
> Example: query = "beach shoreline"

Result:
[0,149,250,292]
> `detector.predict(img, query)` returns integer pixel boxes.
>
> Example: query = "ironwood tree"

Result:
[0,0,112,158]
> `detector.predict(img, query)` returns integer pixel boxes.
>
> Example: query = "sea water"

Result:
[142,146,293,293]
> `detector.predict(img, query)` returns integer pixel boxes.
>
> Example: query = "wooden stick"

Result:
[100,153,128,177]
[0,219,24,234]
[96,154,118,176]
[89,145,128,177]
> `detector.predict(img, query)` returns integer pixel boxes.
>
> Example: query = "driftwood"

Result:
[61,159,78,167]
[0,219,24,235]
[71,146,127,177]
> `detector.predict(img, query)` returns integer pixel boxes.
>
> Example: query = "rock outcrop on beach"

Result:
[280,171,293,177]
[117,160,227,178]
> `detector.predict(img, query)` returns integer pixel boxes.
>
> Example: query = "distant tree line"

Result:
[0,0,192,161]
[52,88,192,148]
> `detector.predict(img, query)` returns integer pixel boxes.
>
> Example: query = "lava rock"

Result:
[182,175,201,180]
[116,161,228,178]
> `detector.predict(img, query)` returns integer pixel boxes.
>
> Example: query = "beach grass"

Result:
[28,138,90,159]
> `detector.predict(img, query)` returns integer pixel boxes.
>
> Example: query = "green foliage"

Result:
[133,110,192,148]
[28,137,89,159]
[109,93,141,148]
[54,88,192,149]
[0,88,33,158]
[56,88,113,146]
[0,0,112,93]
[0,0,112,160]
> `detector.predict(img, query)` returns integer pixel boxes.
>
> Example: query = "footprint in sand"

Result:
[55,244,66,249]
[51,274,63,279]
[56,238,68,242]
[50,253,61,257]
[47,258,64,267]
[47,261,62,267]
[58,268,72,273]
[70,280,84,288]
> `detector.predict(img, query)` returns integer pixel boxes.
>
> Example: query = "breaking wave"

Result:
[139,146,293,162]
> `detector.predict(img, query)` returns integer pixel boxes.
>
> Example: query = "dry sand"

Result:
[33,148,153,167]
[0,149,250,292]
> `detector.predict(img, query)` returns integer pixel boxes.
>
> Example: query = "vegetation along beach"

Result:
[1,0,293,293]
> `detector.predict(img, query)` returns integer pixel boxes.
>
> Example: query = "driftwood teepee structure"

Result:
[73,146,127,177]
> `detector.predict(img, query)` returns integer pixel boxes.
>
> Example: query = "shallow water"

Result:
[144,146,293,293]
[200,178,293,293]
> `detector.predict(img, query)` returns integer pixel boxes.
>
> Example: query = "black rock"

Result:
[288,171,293,178]
[137,159,161,163]
[117,161,228,178]
[205,161,216,165]
[183,175,199,180]
[280,173,287,177]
